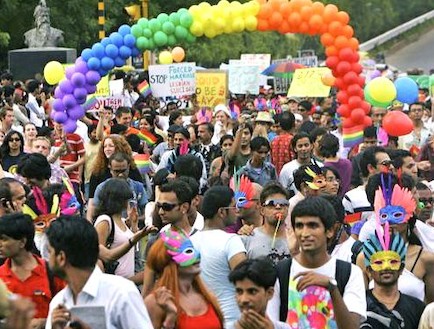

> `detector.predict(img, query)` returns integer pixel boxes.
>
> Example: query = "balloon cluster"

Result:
[158,47,186,64]
[189,1,260,38]
[131,9,196,51]
[44,61,65,85]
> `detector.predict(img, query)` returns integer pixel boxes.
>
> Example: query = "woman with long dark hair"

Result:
[0,130,25,173]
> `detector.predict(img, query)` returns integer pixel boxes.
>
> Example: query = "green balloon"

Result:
[167,35,177,46]
[186,33,196,44]
[162,21,176,35]
[148,38,155,51]
[174,26,188,40]
[149,19,162,33]
[138,18,148,29]
[169,12,180,25]
[131,25,143,38]
[180,13,193,28]
[365,90,390,108]
[143,28,153,39]
[157,13,169,23]
[136,36,149,51]
[154,31,168,47]
[177,8,189,16]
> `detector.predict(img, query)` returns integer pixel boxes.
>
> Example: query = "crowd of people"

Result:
[1,67,434,329]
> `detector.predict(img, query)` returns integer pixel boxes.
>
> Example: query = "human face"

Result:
[240,128,252,147]
[297,106,309,120]
[417,189,434,222]
[293,216,333,253]
[139,118,151,131]
[53,122,63,135]
[374,152,393,173]
[0,234,22,258]
[167,132,175,148]
[295,137,312,161]
[235,278,274,315]
[215,111,228,125]
[222,198,238,227]
[157,191,183,225]
[246,102,255,111]
[198,125,212,145]
[9,182,26,212]
[103,138,116,158]
[312,113,321,126]
[363,137,378,148]
[3,110,14,127]
[174,116,184,127]
[221,138,233,152]
[117,112,132,126]
[251,146,269,166]
[24,124,37,140]
[47,243,66,279]
[174,133,187,149]
[322,170,340,195]
[409,104,424,121]
[8,133,21,152]
[288,100,298,112]
[32,139,50,156]
[260,193,289,227]
[401,156,417,179]
[371,107,386,126]
[369,265,401,287]
[109,160,129,179]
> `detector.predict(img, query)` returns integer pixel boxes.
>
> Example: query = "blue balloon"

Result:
[123,34,136,48]
[114,57,125,67]
[91,43,105,59]
[110,32,124,47]
[87,57,101,71]
[81,48,93,61]
[101,57,115,71]
[101,37,111,47]
[395,77,419,104]
[105,44,119,59]
[119,46,132,60]
[131,47,140,57]
[118,25,131,36]
[98,69,109,77]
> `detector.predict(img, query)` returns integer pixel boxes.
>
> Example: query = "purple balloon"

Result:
[64,67,76,80]
[85,84,97,94]
[67,105,85,120]
[85,70,101,86]
[62,94,77,109]
[63,119,78,133]
[54,87,65,100]
[52,98,66,112]
[75,60,89,75]
[71,72,86,88]
[73,87,88,100]
[59,80,73,94]
[52,111,68,123]
[76,96,87,105]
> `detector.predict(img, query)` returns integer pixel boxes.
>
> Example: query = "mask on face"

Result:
[160,229,200,267]
[363,232,407,271]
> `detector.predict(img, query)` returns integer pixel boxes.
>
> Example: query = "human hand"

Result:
[293,271,331,292]
[136,225,158,240]
[237,309,273,329]
[237,224,255,236]
[51,304,70,329]
[5,295,35,329]
[65,318,92,329]
[154,287,177,315]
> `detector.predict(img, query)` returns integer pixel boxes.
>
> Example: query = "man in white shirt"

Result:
[45,215,153,329]
[25,80,46,128]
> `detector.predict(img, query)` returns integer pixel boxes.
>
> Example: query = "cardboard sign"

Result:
[292,56,319,67]
[287,67,331,97]
[195,70,228,107]
[85,96,124,112]
[93,76,110,97]
[228,64,260,94]
[149,62,196,98]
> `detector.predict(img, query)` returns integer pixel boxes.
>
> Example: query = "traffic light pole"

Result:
[98,1,105,40]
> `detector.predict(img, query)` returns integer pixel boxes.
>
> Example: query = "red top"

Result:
[271,133,294,175]
[54,133,85,184]
[0,256,65,318]
[177,303,222,329]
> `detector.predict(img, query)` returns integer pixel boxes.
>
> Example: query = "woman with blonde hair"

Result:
[145,229,223,329]
[23,122,38,153]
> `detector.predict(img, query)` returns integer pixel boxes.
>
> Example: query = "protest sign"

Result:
[93,76,110,97]
[239,54,270,87]
[287,67,331,97]
[149,62,196,98]
[84,96,124,112]
[272,58,291,94]
[195,70,228,107]
[228,64,260,94]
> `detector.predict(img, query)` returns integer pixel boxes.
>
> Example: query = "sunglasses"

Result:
[379,160,393,167]
[111,168,128,174]
[420,198,434,206]
[9,138,20,142]
[156,202,180,211]
[167,134,174,138]
[263,199,289,208]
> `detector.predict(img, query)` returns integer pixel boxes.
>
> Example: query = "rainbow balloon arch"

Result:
[51,0,371,139]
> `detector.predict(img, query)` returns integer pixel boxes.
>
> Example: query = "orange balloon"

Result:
[321,72,336,86]
[270,0,283,11]
[280,2,292,18]
[300,5,313,21]
[171,47,185,63]
[337,11,350,25]
[342,25,354,39]
[328,21,343,37]
[278,20,291,34]
[291,0,304,11]
[325,45,338,57]
[320,32,334,47]
[257,18,270,31]
[334,36,349,49]
[309,14,323,31]
[258,3,272,19]
[299,22,310,34]
[312,1,325,15]
[269,12,283,29]
[348,37,360,51]
[288,12,302,28]
[323,4,339,23]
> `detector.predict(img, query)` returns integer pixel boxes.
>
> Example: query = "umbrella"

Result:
[261,62,305,79]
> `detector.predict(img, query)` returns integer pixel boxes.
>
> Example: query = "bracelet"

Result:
[128,238,135,247]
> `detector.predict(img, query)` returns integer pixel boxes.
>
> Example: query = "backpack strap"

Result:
[351,240,364,264]
[276,257,292,322]
[335,259,352,296]
[106,216,115,248]
[45,260,56,298]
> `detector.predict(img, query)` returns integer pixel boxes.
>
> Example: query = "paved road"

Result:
[386,27,434,73]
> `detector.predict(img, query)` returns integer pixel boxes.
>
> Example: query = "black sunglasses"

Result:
[9,138,21,142]
[420,198,434,206]
[156,202,180,211]
[263,199,289,207]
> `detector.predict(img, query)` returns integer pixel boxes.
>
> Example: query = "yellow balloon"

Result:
[215,17,226,30]
[224,20,233,34]
[190,21,204,37]
[369,77,397,104]
[218,0,230,8]
[158,51,173,65]
[204,28,217,38]
[189,5,200,17]
[244,16,258,31]
[198,2,211,11]
[44,61,64,85]
[232,17,245,33]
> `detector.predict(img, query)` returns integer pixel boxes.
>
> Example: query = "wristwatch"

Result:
[328,278,338,291]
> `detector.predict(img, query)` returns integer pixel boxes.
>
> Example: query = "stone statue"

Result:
[24,0,64,48]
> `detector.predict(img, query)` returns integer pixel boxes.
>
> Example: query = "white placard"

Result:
[148,62,196,98]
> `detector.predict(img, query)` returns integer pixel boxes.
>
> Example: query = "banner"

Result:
[272,58,291,94]
[149,62,196,98]
[287,67,331,97]
[84,96,124,112]
[239,54,270,86]
[195,70,228,107]
[93,76,110,97]
[228,64,260,94]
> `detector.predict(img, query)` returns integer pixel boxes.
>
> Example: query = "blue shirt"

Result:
[93,178,147,210]
[237,160,277,186]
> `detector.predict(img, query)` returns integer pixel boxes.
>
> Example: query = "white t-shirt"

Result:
[342,186,374,222]
[94,215,134,278]
[279,160,302,196]
[331,236,357,263]
[191,230,246,327]
[266,257,366,322]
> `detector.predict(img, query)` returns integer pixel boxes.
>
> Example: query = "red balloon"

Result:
[382,111,414,136]
[351,108,366,125]
[347,84,361,96]
[337,90,349,104]
[337,104,350,117]
[334,78,345,90]
[336,61,351,76]
[351,63,363,74]
[348,96,362,109]
[361,101,371,114]
[357,76,365,87]
[326,56,339,69]
[343,71,358,85]
[363,116,373,127]
[338,48,354,62]
[342,117,355,128]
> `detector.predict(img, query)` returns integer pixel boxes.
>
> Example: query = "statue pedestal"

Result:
[8,47,76,81]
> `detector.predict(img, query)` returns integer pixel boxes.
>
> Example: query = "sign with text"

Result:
[85,96,124,112]
[228,64,260,94]
[272,58,291,94]
[94,76,110,97]
[149,62,196,98]
[239,54,270,86]
[195,70,228,107]
[293,56,319,68]
[288,67,331,97]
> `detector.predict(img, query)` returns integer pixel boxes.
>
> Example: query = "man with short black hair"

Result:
[400,102,430,151]
[114,106,133,127]
[0,177,26,216]
[25,79,46,127]
[45,215,153,329]
[197,122,220,173]
[271,112,295,175]
[267,197,366,328]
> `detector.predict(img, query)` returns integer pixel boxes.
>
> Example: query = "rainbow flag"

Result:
[138,80,152,98]
[127,127,158,146]
[83,96,98,111]
[133,153,152,175]
[343,124,364,148]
